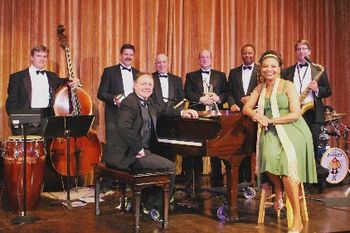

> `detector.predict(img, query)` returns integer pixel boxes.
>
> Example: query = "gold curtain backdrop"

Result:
[0,0,349,142]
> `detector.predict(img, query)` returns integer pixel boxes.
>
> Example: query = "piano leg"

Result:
[224,155,249,221]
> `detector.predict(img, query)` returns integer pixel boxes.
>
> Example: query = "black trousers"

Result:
[132,149,176,210]
[302,110,328,184]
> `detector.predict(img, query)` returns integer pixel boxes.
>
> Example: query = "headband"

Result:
[261,54,279,62]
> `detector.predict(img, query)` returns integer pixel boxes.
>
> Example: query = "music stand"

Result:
[43,115,94,210]
[9,112,42,224]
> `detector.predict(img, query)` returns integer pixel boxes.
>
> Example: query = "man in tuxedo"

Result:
[103,72,198,221]
[227,44,259,183]
[184,49,228,188]
[282,39,332,192]
[151,53,184,108]
[97,43,140,144]
[6,45,80,135]
[151,53,185,162]
[227,44,259,112]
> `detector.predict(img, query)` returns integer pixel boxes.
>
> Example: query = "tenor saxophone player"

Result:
[282,39,332,193]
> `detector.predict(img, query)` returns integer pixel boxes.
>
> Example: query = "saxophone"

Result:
[300,60,324,115]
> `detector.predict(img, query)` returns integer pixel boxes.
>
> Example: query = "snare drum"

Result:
[320,147,349,184]
[2,135,46,212]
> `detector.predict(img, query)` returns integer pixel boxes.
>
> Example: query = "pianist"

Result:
[103,72,198,222]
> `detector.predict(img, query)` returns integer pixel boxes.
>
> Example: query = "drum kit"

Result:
[319,109,350,184]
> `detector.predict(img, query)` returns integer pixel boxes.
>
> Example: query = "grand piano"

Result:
[156,110,256,220]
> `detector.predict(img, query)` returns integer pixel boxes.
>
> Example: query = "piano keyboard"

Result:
[157,138,202,147]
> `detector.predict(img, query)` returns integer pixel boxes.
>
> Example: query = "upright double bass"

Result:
[50,25,101,178]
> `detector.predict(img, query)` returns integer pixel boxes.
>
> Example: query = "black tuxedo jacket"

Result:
[102,93,181,170]
[6,68,66,114]
[184,69,227,111]
[97,64,139,126]
[227,64,259,110]
[151,72,184,107]
[282,64,332,123]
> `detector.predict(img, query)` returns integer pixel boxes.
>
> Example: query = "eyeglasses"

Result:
[296,47,309,52]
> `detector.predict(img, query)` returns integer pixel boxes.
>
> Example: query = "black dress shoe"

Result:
[116,197,132,212]
[318,180,327,193]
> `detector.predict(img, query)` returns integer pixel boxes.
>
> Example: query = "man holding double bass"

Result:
[6,44,80,135]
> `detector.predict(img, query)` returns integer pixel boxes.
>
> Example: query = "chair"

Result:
[258,182,308,228]
[94,162,172,233]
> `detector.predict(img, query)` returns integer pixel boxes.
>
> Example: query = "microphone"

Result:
[304,56,312,63]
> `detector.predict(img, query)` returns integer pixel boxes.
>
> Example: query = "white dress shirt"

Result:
[120,65,134,100]
[293,63,313,105]
[158,73,169,102]
[29,65,50,108]
[201,69,211,93]
[242,63,254,95]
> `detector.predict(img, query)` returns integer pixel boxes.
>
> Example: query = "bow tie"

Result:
[298,63,308,68]
[36,70,46,75]
[201,70,210,74]
[158,74,168,78]
[121,66,132,72]
[243,66,252,70]
[140,99,150,107]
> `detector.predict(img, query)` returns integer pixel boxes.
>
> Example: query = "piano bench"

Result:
[258,182,308,228]
[93,162,171,232]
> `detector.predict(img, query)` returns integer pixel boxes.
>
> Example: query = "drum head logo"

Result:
[320,148,349,184]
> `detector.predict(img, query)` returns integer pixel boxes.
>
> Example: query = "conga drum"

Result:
[2,135,46,211]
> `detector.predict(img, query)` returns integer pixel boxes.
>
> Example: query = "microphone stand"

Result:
[11,124,40,224]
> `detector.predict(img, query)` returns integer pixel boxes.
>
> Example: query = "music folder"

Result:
[43,115,94,138]
[9,109,43,126]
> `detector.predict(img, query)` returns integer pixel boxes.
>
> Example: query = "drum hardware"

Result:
[43,115,94,210]
[7,113,41,224]
[319,110,350,184]
[325,112,347,122]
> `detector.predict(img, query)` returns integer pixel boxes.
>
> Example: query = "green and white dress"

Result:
[257,79,317,183]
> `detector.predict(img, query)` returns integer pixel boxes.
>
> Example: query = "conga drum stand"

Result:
[43,115,94,210]
[10,114,41,224]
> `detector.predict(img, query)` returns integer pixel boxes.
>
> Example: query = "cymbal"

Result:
[325,112,347,122]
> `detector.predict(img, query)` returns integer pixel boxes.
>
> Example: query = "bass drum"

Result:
[320,147,349,184]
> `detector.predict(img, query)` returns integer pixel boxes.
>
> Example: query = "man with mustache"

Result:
[97,43,139,192]
[97,43,140,145]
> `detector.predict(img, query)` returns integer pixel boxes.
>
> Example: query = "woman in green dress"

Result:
[243,50,317,233]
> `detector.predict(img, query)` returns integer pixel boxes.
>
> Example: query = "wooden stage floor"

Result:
[0,179,349,233]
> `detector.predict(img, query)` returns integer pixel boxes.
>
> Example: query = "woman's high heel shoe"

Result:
[288,224,303,233]
[273,198,284,211]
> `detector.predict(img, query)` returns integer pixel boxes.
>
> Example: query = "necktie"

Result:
[298,63,308,68]
[243,66,252,70]
[36,70,46,75]
[121,66,132,72]
[201,70,210,74]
